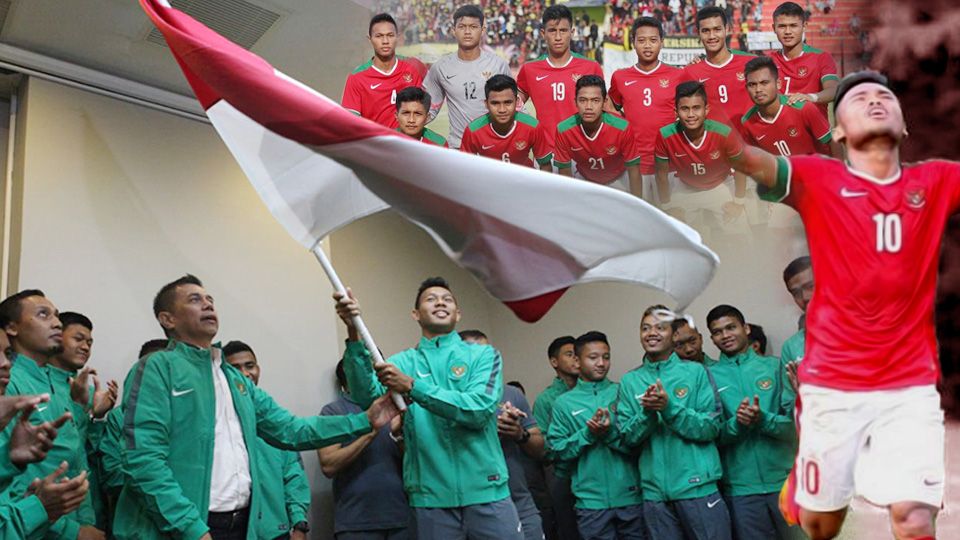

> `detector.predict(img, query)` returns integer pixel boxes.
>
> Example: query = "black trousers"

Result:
[208,507,250,540]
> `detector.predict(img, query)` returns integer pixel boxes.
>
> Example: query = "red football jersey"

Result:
[554,113,642,184]
[460,112,553,168]
[342,57,424,128]
[770,44,839,96]
[683,51,757,124]
[654,119,742,189]
[763,156,960,390]
[516,53,604,147]
[740,96,832,156]
[609,62,685,174]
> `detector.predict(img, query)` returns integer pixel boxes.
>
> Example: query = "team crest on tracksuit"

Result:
[756,378,773,391]
[674,386,689,399]
[235,380,247,394]
[450,363,468,379]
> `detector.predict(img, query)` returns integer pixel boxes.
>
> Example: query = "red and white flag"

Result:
[140,0,718,322]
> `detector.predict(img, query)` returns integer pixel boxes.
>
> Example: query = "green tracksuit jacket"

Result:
[343,332,509,508]
[710,348,796,496]
[0,355,95,539]
[0,439,49,539]
[113,340,371,540]
[781,330,805,365]
[546,378,642,510]
[252,440,310,538]
[533,377,571,433]
[617,353,723,502]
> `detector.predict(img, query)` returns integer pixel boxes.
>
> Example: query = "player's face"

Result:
[773,15,806,49]
[396,101,428,138]
[0,331,11,393]
[633,26,663,65]
[58,324,93,371]
[368,21,397,60]
[549,343,580,378]
[577,341,610,382]
[677,94,708,131]
[746,67,779,107]
[709,316,751,356]
[226,351,261,386]
[786,268,814,312]
[162,284,219,342]
[544,18,572,56]
[485,89,517,126]
[640,314,674,355]
[834,83,906,147]
[411,286,461,336]
[6,295,63,357]
[576,86,605,123]
[673,324,703,361]
[454,16,483,50]
[698,16,728,54]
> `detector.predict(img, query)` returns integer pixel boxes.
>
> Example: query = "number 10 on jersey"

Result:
[873,213,902,253]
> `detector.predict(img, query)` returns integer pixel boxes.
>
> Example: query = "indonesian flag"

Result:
[140,0,719,322]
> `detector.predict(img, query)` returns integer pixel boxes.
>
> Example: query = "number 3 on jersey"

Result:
[873,213,902,253]
[552,82,565,101]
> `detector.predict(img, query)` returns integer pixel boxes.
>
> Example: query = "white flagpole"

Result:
[312,242,407,411]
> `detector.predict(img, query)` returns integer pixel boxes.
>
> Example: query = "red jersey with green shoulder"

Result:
[516,53,604,148]
[398,127,447,147]
[761,156,960,390]
[654,119,743,189]
[342,57,425,128]
[609,62,685,174]
[740,96,832,156]
[769,44,839,96]
[553,113,642,184]
[682,50,757,123]
[460,112,553,168]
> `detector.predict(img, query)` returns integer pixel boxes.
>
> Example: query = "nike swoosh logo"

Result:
[674,152,687,157]
[707,499,722,508]
[482,144,496,150]
[624,80,638,86]
[571,146,584,151]
[536,75,549,81]
[416,370,431,378]
[36,406,48,413]
[840,188,868,198]
[171,388,194,397]
[699,78,710,83]
[572,409,586,416]
[445,73,456,80]
[716,386,730,392]
[923,478,942,486]
[370,83,382,89]
[756,134,767,140]
[635,393,645,400]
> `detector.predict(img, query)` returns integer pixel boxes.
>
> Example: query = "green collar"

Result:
[575,377,612,391]
[719,346,759,364]
[642,351,680,369]
[417,331,462,350]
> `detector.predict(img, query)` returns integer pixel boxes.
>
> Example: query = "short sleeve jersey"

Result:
[554,113,642,184]
[402,127,448,147]
[342,57,425,129]
[654,119,743,189]
[740,95,832,157]
[770,44,839,96]
[460,112,553,168]
[683,50,757,123]
[609,62,685,174]
[422,51,512,148]
[761,157,960,390]
[516,53,604,147]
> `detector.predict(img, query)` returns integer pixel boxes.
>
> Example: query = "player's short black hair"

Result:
[671,317,697,332]
[773,2,807,21]
[223,340,255,359]
[485,74,518,98]
[395,86,431,112]
[632,16,664,39]
[59,311,92,332]
[745,56,778,79]
[748,324,767,354]
[139,339,169,359]
[0,289,46,329]
[641,304,670,321]
[153,274,203,319]
[548,336,576,358]
[542,4,573,26]
[459,329,487,341]
[834,71,891,111]
[675,80,708,107]
[368,13,397,36]
[696,6,728,28]
[783,255,812,284]
[574,330,609,357]
[415,276,453,308]
[453,4,484,25]
[575,75,606,100]
[335,358,347,390]
[507,380,526,395]
[706,304,746,327]
[547,336,577,358]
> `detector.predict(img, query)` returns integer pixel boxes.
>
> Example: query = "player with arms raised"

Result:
[342,13,424,129]
[608,17,684,204]
[729,71,955,540]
